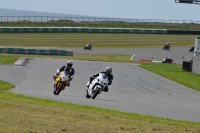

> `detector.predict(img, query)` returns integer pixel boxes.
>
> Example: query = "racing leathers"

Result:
[88,70,113,92]
[53,65,75,87]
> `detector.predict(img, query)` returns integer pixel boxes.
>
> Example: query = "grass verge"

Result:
[1,21,200,30]
[0,87,200,133]
[0,33,198,48]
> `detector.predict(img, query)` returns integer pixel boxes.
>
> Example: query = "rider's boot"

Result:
[103,86,109,92]
[66,81,70,87]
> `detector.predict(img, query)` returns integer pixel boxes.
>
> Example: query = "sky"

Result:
[0,0,199,21]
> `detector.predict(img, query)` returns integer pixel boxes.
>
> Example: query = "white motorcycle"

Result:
[86,73,109,99]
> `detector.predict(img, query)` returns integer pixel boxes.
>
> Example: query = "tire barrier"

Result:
[0,27,200,34]
[182,60,193,72]
[0,47,73,56]
[167,29,200,35]
[0,27,167,34]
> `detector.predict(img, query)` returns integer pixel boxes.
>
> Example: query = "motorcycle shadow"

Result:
[93,98,121,102]
[163,49,172,51]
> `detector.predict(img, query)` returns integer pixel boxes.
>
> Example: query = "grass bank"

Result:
[1,21,200,30]
[0,33,198,48]
[0,90,199,133]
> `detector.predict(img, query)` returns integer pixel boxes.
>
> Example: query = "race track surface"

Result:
[68,47,194,64]
[0,47,200,122]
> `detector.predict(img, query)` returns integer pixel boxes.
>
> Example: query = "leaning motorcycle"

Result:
[53,71,70,95]
[162,58,173,63]
[84,44,92,50]
[189,46,194,52]
[86,73,109,99]
[163,45,170,50]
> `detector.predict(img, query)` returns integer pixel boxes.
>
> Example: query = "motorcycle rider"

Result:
[87,67,114,92]
[87,42,92,48]
[53,60,75,88]
[163,57,173,63]
[165,42,170,49]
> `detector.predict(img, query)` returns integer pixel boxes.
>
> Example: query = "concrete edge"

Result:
[14,57,27,66]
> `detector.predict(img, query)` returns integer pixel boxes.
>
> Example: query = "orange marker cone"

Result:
[151,53,153,59]
[182,53,184,59]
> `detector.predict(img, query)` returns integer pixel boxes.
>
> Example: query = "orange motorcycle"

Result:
[53,71,70,95]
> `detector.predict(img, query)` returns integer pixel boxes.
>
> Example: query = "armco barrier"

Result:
[0,47,73,56]
[0,27,167,34]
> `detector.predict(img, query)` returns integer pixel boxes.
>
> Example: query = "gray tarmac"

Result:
[68,47,194,64]
[0,47,200,122]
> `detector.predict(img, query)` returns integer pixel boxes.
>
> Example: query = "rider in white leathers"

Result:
[87,67,113,92]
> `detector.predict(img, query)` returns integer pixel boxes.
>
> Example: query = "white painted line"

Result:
[15,85,18,90]
[130,54,135,60]
[152,60,162,63]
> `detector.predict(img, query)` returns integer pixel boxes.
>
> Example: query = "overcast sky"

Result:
[0,0,199,21]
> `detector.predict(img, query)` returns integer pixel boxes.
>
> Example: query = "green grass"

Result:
[0,33,198,48]
[1,20,200,30]
[0,80,14,91]
[0,91,199,133]
[139,62,200,92]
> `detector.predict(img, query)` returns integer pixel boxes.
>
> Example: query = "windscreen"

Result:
[101,73,108,79]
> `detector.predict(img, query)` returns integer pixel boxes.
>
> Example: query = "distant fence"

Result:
[0,16,200,24]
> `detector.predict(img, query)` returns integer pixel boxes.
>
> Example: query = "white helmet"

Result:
[105,67,112,75]
[67,61,73,68]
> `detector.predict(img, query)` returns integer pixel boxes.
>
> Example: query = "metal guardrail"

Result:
[0,16,200,24]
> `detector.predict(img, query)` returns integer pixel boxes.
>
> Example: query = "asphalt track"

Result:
[0,47,200,122]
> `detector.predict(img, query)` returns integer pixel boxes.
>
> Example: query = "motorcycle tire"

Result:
[91,87,100,99]
[86,90,91,99]
[55,82,64,95]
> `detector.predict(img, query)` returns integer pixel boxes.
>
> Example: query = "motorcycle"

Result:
[162,58,173,63]
[84,44,92,50]
[189,46,194,52]
[53,71,70,95]
[86,73,109,99]
[163,45,170,50]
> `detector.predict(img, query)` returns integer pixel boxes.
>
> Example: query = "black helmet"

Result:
[67,61,73,68]
[105,67,112,75]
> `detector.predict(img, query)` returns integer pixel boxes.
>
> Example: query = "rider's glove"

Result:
[53,74,58,79]
[108,81,112,85]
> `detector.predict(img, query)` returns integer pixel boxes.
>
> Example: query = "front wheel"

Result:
[55,82,64,95]
[91,87,100,99]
